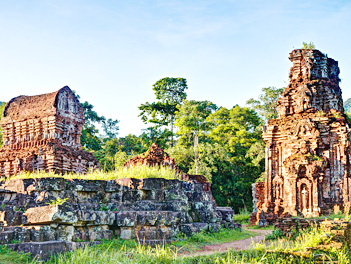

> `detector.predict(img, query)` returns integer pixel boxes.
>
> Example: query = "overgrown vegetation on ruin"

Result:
[5,166,180,181]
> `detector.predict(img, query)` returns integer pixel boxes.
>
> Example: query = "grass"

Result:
[233,208,251,224]
[247,225,274,230]
[0,246,32,264]
[295,211,351,221]
[2,225,350,264]
[258,224,332,253]
[190,225,351,264]
[170,228,256,253]
[5,166,180,181]
[0,228,254,264]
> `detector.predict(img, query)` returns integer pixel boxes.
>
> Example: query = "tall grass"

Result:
[255,224,331,252]
[6,166,180,181]
[2,225,350,264]
[171,228,255,253]
[24,228,253,264]
[233,208,251,224]
[46,242,181,264]
[191,225,351,264]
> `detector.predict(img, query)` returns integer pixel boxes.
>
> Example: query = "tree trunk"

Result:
[194,130,199,174]
[170,115,174,147]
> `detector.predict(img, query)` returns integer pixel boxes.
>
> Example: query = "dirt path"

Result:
[183,227,272,257]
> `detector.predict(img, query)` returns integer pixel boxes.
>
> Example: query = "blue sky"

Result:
[1,0,350,136]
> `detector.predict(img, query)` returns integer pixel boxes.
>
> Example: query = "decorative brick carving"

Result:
[252,49,351,224]
[0,86,99,176]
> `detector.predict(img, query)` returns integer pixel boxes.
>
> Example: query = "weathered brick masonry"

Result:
[252,49,351,224]
[0,86,99,176]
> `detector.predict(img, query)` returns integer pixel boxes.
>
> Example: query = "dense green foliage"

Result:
[139,77,188,147]
[246,86,284,121]
[232,208,251,224]
[175,100,217,174]
[207,106,263,209]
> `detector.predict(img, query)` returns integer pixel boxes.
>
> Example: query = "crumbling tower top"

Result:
[288,49,340,81]
[276,49,343,118]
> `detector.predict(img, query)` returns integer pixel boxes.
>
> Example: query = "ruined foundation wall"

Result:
[250,182,265,225]
[0,86,99,176]
[254,49,351,224]
[0,177,235,259]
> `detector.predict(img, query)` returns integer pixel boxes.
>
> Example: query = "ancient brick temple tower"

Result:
[251,49,351,224]
[0,86,99,176]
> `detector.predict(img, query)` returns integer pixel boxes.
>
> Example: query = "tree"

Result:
[246,86,284,122]
[72,92,120,170]
[102,118,120,139]
[175,100,217,174]
[79,100,119,152]
[344,98,351,115]
[80,101,106,151]
[246,87,283,177]
[139,77,188,147]
[0,102,6,147]
[207,105,264,210]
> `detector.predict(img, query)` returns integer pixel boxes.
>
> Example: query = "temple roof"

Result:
[1,86,83,123]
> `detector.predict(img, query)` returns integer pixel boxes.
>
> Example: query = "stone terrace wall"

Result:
[0,177,234,259]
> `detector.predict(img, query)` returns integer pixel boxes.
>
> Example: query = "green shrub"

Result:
[265,228,284,240]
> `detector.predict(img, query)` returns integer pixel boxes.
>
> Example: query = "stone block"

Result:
[116,211,136,227]
[16,241,70,261]
[120,227,132,240]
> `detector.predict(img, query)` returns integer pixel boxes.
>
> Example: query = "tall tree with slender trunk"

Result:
[139,77,188,147]
[175,100,217,174]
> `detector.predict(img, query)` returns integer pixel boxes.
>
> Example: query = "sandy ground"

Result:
[183,227,272,257]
